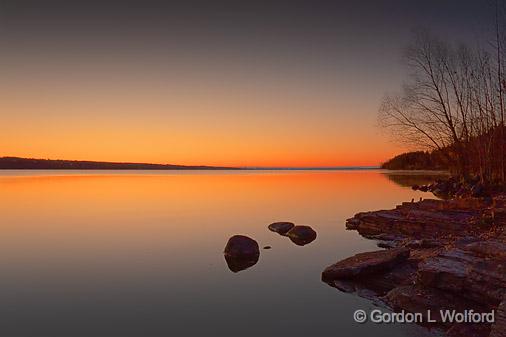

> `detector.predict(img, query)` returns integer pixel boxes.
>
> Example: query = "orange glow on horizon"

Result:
[0,65,400,167]
[0,147,396,168]
[0,135,397,168]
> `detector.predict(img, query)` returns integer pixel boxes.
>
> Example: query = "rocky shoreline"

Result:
[322,195,506,337]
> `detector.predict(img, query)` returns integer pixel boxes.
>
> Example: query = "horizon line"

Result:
[240,166,380,170]
[0,156,382,170]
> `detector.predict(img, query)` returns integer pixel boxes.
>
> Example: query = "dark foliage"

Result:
[381,151,449,170]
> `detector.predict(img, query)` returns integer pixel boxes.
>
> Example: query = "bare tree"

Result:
[379,30,470,176]
[379,27,506,181]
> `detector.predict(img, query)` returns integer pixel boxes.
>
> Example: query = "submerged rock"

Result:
[223,235,260,272]
[322,248,410,280]
[286,225,317,246]
[268,222,295,235]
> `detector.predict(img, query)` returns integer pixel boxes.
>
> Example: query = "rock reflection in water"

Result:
[224,254,260,272]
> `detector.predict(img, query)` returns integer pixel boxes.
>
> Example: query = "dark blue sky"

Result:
[0,1,495,46]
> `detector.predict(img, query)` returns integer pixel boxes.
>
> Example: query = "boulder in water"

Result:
[268,222,295,235]
[286,225,317,246]
[224,235,259,258]
[223,235,260,273]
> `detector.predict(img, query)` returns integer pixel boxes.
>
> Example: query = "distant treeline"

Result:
[381,151,449,170]
[0,157,237,170]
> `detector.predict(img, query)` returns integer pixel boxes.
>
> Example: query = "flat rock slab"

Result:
[322,248,410,280]
[324,195,506,336]
[464,240,506,259]
[325,259,418,297]
[418,248,506,305]
[345,197,492,239]
[386,285,490,324]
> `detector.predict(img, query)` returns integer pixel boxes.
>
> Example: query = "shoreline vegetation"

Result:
[381,151,449,171]
[377,28,506,183]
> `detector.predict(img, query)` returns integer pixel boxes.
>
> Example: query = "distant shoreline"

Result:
[240,166,380,171]
[0,157,237,170]
[0,157,455,171]
[2,157,454,172]
[0,157,385,171]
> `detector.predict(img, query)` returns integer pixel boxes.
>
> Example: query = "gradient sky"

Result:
[0,0,496,167]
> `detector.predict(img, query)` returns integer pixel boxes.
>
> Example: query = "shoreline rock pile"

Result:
[323,196,506,337]
[412,176,500,199]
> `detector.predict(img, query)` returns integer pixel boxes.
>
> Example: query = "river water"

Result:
[0,169,446,337]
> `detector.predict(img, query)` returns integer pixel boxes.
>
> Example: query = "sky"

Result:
[0,0,497,167]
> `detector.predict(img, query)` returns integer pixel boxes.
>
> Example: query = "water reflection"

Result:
[224,254,260,272]
[0,170,437,337]
[288,236,316,246]
[382,171,449,188]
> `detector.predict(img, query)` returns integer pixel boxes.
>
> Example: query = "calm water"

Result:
[0,170,445,337]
